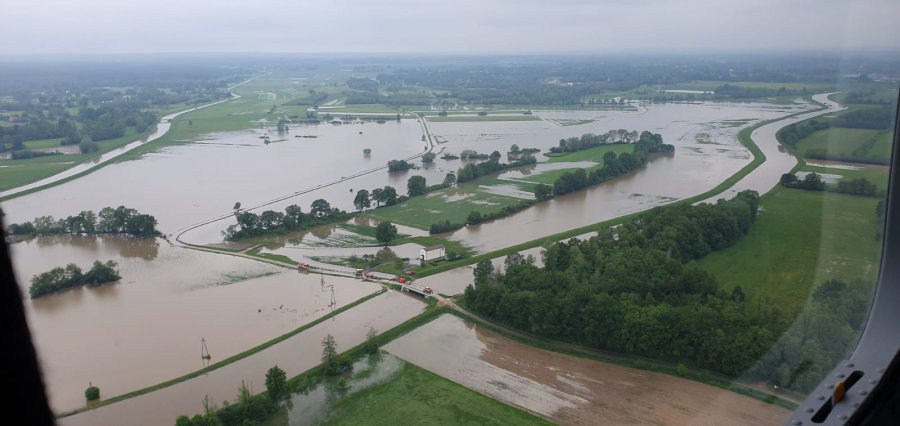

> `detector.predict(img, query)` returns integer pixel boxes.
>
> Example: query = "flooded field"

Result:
[384,314,791,425]
[59,290,426,426]
[11,235,382,413]
[2,119,429,235]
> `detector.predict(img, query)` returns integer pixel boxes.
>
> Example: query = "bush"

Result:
[85,384,100,401]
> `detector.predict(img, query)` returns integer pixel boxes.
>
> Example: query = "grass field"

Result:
[793,127,892,164]
[0,127,147,191]
[544,143,634,163]
[695,187,884,314]
[318,362,550,426]
[366,184,527,230]
[798,164,889,190]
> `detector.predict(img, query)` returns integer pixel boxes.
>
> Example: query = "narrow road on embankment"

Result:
[171,112,435,246]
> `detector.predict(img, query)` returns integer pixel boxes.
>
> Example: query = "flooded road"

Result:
[11,236,382,413]
[701,92,843,203]
[58,290,425,426]
[385,314,790,425]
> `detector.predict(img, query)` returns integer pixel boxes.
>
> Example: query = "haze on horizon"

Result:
[0,0,898,55]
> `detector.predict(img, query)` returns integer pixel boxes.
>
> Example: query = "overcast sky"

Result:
[0,0,898,55]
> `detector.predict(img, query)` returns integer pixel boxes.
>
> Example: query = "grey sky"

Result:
[0,0,897,54]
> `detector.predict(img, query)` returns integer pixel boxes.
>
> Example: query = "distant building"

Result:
[420,245,446,263]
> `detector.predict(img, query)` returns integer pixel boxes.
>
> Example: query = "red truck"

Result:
[297,263,311,271]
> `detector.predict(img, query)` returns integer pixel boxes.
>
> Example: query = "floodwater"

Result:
[10,235,382,413]
[178,100,810,248]
[1,119,430,237]
[0,93,240,198]
[279,353,406,426]
[59,290,425,426]
[700,93,843,203]
[384,314,790,425]
[438,100,822,252]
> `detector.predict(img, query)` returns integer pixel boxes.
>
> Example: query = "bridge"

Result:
[399,282,434,298]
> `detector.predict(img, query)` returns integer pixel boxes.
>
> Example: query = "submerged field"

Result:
[384,314,791,425]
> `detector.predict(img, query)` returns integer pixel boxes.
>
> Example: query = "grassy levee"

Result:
[55,288,388,419]
[414,99,827,279]
[445,309,800,410]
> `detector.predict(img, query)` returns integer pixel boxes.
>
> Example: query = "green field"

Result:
[0,127,148,191]
[797,164,889,190]
[544,143,634,163]
[793,127,892,164]
[695,187,884,313]
[427,114,541,122]
[366,184,528,230]
[318,362,550,426]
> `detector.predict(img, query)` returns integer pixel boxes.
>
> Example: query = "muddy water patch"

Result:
[385,314,790,425]
[11,236,383,413]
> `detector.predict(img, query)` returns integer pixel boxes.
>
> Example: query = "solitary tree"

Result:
[375,221,398,246]
[407,175,427,197]
[353,189,371,211]
[310,199,331,218]
[85,383,100,401]
[322,334,339,375]
[422,152,436,163]
[363,148,372,156]
[443,173,457,186]
[365,327,379,354]
[233,202,241,211]
[265,365,287,401]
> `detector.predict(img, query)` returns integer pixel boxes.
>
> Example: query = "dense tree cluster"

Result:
[777,118,830,148]
[749,279,872,392]
[387,159,414,172]
[465,200,537,226]
[223,200,351,240]
[833,106,895,130]
[175,381,278,426]
[429,220,465,234]
[464,192,777,376]
[550,131,673,196]
[549,129,639,154]
[30,260,120,299]
[780,173,881,197]
[6,206,159,237]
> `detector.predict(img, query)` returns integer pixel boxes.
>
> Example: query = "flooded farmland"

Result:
[58,290,426,426]
[10,235,382,413]
[384,314,791,425]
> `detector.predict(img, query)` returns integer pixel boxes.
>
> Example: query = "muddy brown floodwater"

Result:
[384,314,791,426]
[59,291,425,426]
[10,235,383,413]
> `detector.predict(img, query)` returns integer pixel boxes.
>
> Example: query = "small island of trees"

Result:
[30,260,121,299]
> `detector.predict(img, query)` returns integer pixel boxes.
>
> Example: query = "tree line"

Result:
[464,191,782,378]
[223,199,351,241]
[780,172,881,197]
[6,206,159,237]
[549,129,639,154]
[549,131,673,197]
[30,260,120,299]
